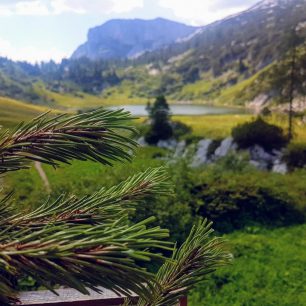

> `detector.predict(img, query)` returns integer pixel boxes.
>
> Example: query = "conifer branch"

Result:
[136,219,232,306]
[0,217,172,304]
[0,108,137,174]
[0,168,172,233]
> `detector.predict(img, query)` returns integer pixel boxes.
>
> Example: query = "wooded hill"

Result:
[0,0,305,110]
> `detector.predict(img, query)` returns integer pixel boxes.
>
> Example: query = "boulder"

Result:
[249,145,275,163]
[272,160,288,174]
[137,137,147,147]
[174,140,187,158]
[191,139,213,167]
[157,139,178,150]
[215,137,237,158]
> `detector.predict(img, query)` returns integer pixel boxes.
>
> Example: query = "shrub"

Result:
[172,121,192,139]
[207,139,222,158]
[232,117,288,151]
[189,160,305,232]
[145,95,173,145]
[260,106,272,117]
[283,142,306,170]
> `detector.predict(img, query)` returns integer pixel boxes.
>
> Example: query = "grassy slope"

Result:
[190,224,306,306]
[175,114,306,142]
[0,96,51,128]
[33,83,147,111]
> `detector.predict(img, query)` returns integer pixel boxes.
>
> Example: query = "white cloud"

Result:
[0,0,144,15]
[0,0,50,15]
[51,0,143,15]
[0,37,67,63]
[158,0,255,25]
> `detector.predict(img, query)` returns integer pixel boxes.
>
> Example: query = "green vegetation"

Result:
[190,155,305,232]
[283,143,306,171]
[0,109,230,305]
[1,105,306,305]
[232,117,288,151]
[0,96,51,128]
[145,96,173,144]
[189,224,306,306]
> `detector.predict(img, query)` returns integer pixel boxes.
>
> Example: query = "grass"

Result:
[174,114,306,142]
[2,110,305,305]
[190,224,306,306]
[179,79,214,98]
[174,114,253,139]
[3,147,165,211]
[0,96,51,128]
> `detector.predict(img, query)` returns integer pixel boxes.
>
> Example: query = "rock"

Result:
[191,139,213,167]
[174,140,187,158]
[157,139,178,150]
[215,137,237,158]
[249,94,270,114]
[272,159,288,174]
[249,145,275,163]
[137,137,147,147]
[250,159,269,170]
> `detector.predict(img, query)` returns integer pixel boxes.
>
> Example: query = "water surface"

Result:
[110,104,246,116]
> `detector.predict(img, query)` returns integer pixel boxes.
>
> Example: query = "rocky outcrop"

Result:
[72,18,198,60]
[191,139,213,167]
[215,138,237,158]
[138,136,288,173]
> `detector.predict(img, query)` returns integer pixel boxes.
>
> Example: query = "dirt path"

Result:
[34,162,51,193]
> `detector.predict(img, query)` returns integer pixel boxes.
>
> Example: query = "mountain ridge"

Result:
[71,18,199,60]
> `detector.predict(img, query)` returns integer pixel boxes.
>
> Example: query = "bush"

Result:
[189,160,305,232]
[171,121,192,139]
[207,139,222,158]
[145,95,173,145]
[232,117,288,151]
[283,142,306,170]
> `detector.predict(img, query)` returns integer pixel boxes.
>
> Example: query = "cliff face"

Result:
[71,18,199,60]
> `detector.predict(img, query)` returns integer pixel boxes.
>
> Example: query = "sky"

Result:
[0,0,260,63]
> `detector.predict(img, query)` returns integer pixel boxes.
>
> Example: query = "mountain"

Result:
[0,0,305,112]
[115,0,306,107]
[71,18,199,60]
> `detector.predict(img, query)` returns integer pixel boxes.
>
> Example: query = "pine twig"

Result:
[0,108,137,173]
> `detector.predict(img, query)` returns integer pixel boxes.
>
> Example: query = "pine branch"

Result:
[0,168,172,235]
[0,108,137,174]
[0,217,172,305]
[136,219,232,306]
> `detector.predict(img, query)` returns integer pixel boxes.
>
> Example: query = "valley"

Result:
[0,1,306,305]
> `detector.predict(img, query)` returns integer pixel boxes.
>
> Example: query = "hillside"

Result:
[72,18,199,60]
[0,0,305,111]
[115,0,306,107]
[0,96,51,127]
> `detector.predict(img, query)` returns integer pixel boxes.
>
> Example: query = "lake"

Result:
[110,104,246,116]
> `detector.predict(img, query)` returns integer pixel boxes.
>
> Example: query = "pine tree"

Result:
[0,108,230,305]
[145,96,173,145]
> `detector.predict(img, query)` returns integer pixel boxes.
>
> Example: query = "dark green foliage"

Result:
[145,96,173,145]
[207,139,222,158]
[260,106,272,117]
[189,156,305,232]
[283,142,306,170]
[172,121,192,139]
[232,117,288,151]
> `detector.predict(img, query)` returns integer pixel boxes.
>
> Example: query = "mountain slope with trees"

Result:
[0,0,305,111]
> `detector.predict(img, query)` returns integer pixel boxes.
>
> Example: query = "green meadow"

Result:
[1,99,306,305]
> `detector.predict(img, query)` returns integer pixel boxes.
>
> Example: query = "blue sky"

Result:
[0,0,259,63]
